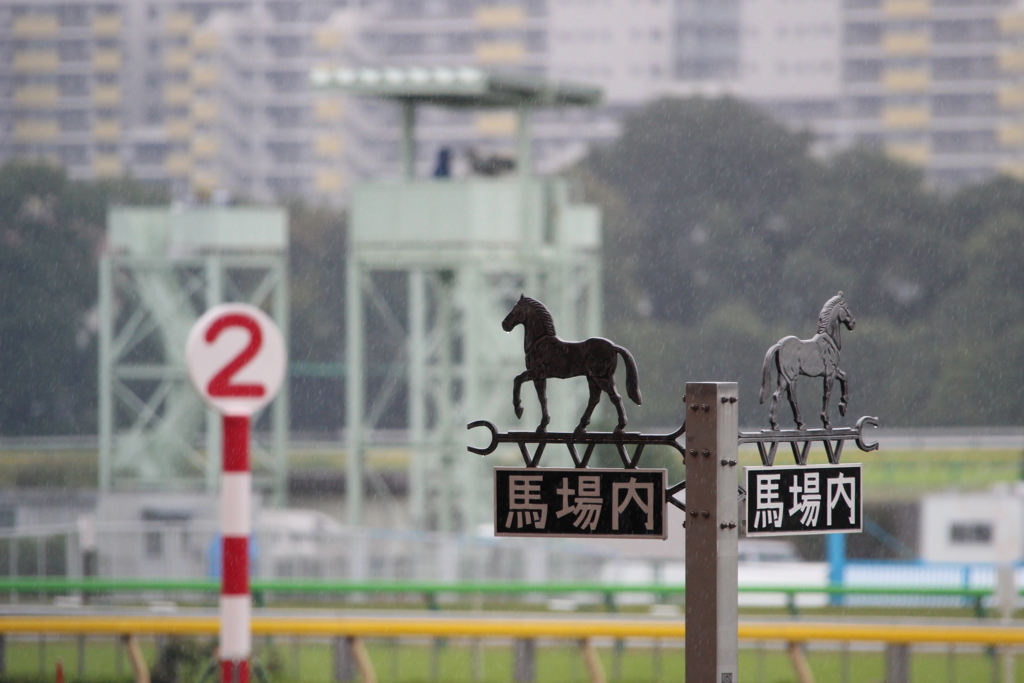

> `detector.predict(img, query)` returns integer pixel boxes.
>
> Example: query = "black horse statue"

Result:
[502,295,642,433]
[759,292,856,430]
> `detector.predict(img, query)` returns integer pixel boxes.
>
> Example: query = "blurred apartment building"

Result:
[340,0,1024,189]
[2,0,1023,204]
[0,0,355,202]
[839,0,1024,188]
[350,0,844,177]
[542,0,1024,189]
[208,0,846,185]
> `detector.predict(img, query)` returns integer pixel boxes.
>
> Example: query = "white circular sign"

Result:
[185,303,286,416]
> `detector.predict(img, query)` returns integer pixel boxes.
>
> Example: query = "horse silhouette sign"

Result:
[477,295,671,539]
[469,292,882,683]
[760,292,854,431]
[502,295,642,433]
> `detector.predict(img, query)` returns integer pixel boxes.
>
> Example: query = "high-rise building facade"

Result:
[4,0,1022,201]
[348,0,849,180]
[839,0,1024,188]
[341,0,615,181]
[1,0,354,202]
[1,2,131,179]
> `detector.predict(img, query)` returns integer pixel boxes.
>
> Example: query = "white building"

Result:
[921,487,1024,564]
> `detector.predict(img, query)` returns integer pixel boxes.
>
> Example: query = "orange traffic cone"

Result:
[55,658,64,683]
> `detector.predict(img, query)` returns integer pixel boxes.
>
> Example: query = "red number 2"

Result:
[205,314,266,397]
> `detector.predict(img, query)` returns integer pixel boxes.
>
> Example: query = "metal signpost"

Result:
[468,292,882,682]
[186,303,286,683]
[683,382,740,683]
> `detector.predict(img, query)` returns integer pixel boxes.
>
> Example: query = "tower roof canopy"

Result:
[310,66,601,109]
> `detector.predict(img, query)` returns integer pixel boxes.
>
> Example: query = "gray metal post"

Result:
[436,272,456,532]
[431,638,441,681]
[66,524,79,580]
[401,99,416,180]
[98,256,113,493]
[998,563,1017,683]
[408,269,427,528]
[588,257,602,338]
[516,108,538,259]
[885,643,910,683]
[9,540,16,604]
[516,107,532,180]
[204,254,223,494]
[271,258,290,506]
[345,261,365,525]
[684,382,739,683]
[459,264,483,527]
[77,635,85,678]
[332,636,354,682]
[513,639,535,683]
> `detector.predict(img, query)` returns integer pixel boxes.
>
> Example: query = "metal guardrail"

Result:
[0,614,1023,644]
[1,614,1020,683]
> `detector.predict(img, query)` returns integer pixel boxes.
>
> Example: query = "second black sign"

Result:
[744,464,862,537]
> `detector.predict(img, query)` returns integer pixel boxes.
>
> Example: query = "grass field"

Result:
[0,635,1018,683]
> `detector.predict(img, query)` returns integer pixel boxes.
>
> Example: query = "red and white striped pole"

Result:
[221,414,251,683]
[186,305,285,683]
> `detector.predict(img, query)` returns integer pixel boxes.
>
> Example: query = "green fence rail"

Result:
[0,577,1001,612]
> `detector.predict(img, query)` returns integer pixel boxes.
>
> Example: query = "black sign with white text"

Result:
[744,464,862,536]
[494,468,667,539]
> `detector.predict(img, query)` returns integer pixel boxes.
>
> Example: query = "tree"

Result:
[587,97,815,325]
[784,148,953,324]
[922,212,1024,424]
[0,161,166,435]
[579,96,1024,427]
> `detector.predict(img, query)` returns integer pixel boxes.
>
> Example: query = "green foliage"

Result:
[0,160,168,436]
[584,97,1024,427]
[286,200,348,433]
[0,159,350,436]
[588,97,814,324]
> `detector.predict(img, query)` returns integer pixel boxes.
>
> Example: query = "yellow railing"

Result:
[3,615,1023,683]
[3,614,1024,644]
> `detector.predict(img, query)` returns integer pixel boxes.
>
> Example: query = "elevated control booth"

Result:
[312,67,604,530]
[99,207,289,502]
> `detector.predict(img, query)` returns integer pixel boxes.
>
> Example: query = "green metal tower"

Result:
[98,207,289,502]
[313,67,604,530]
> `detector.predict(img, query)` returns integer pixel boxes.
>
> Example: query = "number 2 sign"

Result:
[185,303,286,416]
